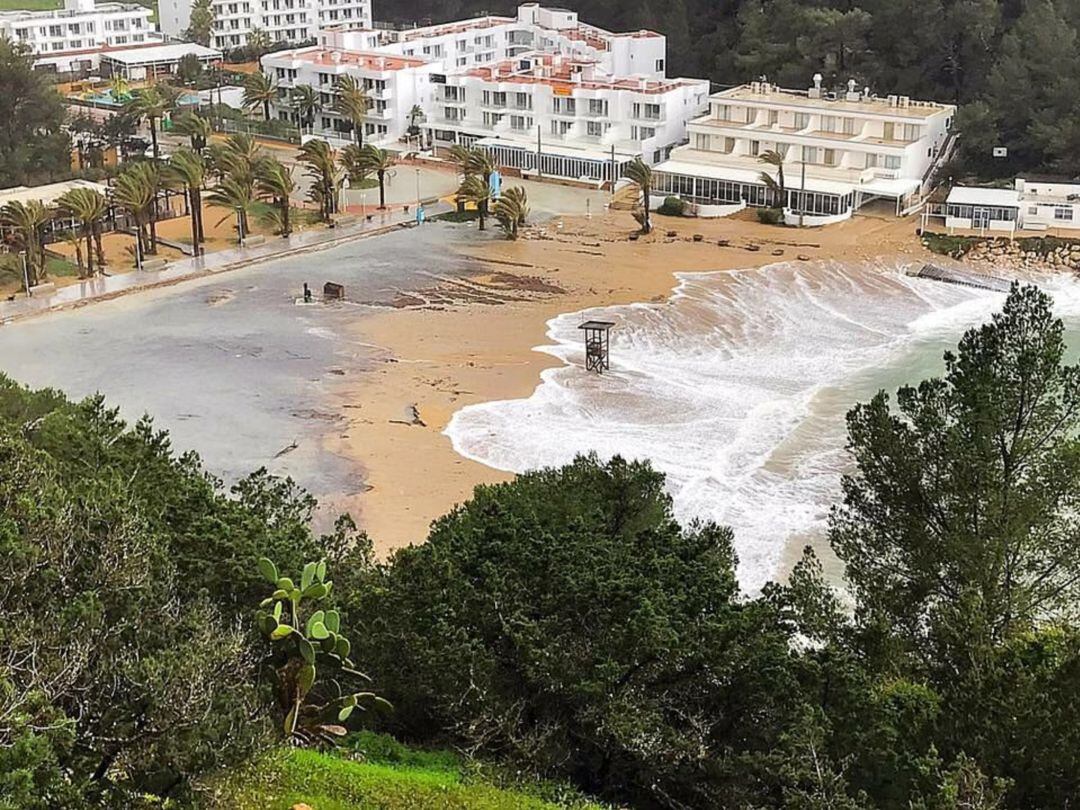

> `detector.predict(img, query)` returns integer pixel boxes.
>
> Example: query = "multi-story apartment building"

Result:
[428,53,708,182]
[651,78,956,225]
[262,48,437,144]
[158,0,370,51]
[263,3,707,182]
[0,0,160,73]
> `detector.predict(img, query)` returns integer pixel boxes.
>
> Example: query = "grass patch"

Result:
[920,231,982,258]
[45,257,80,278]
[433,209,479,223]
[210,733,606,810]
[0,0,59,8]
[349,177,379,190]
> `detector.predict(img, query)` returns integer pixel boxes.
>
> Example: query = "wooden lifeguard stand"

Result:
[578,320,615,373]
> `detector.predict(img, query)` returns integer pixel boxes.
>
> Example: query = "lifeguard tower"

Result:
[578,320,614,373]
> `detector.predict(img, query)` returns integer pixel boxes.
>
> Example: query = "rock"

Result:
[746,244,761,252]
[666,230,678,238]
[797,254,810,261]
[771,249,784,256]
[692,234,704,242]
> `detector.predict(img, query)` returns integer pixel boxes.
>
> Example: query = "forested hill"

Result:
[376,0,1080,179]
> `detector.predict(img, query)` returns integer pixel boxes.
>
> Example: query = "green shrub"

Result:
[756,206,784,225]
[657,195,687,216]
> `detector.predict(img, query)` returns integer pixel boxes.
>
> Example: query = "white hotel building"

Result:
[0,0,160,73]
[261,3,708,182]
[652,79,956,225]
[158,0,371,51]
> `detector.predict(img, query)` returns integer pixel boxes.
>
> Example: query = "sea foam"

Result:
[444,261,1054,592]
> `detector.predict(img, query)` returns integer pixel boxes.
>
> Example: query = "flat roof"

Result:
[463,53,702,94]
[0,178,109,207]
[716,84,952,120]
[946,186,1020,207]
[267,47,427,71]
[101,42,221,64]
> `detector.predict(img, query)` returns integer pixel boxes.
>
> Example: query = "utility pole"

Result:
[536,124,542,178]
[610,144,616,196]
[799,160,806,228]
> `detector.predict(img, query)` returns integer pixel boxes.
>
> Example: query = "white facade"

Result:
[262,47,437,144]
[652,79,956,223]
[262,3,707,181]
[0,0,160,73]
[158,0,370,51]
[945,179,1080,233]
[428,53,708,181]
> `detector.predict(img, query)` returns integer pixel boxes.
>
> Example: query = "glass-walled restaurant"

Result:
[652,169,856,217]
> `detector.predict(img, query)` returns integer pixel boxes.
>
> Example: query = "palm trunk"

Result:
[281,198,290,236]
[85,229,95,277]
[193,187,205,243]
[378,171,386,209]
[188,187,199,249]
[93,224,106,269]
[355,123,363,148]
[150,118,159,160]
[263,100,270,121]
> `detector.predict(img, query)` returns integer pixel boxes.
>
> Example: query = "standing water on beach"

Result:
[446,261,1080,592]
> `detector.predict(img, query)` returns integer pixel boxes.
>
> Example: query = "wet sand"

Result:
[333,210,931,555]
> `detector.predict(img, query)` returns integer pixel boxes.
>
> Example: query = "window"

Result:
[767,109,779,126]
[586,120,608,137]
[1056,207,1074,221]
[655,58,664,71]
[749,140,760,157]
[694,133,710,150]
[588,98,607,117]
[842,117,859,135]
[821,115,837,132]
[509,115,532,131]
[793,112,810,129]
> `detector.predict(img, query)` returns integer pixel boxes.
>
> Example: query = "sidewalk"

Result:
[0,204,443,325]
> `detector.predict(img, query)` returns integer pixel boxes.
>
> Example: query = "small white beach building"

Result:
[944,178,1080,233]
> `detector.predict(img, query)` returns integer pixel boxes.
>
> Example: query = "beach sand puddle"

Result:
[445,261,1080,591]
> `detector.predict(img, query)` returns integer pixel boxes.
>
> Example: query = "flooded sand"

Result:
[0,224,482,526]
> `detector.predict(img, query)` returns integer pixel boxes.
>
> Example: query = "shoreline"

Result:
[332,210,932,560]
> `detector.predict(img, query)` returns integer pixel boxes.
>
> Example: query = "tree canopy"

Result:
[0,40,70,188]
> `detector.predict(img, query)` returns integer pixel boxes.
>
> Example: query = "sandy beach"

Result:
[333,208,931,555]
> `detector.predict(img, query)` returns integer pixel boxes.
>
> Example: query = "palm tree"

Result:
[338,143,370,188]
[246,26,271,58]
[243,71,278,122]
[256,157,296,237]
[465,148,497,222]
[358,144,396,209]
[298,138,341,222]
[173,110,212,153]
[167,148,207,250]
[758,149,787,213]
[207,174,257,244]
[624,158,654,234]
[56,186,109,278]
[406,104,424,136]
[291,84,320,134]
[448,143,474,178]
[494,185,529,239]
[458,174,494,231]
[334,75,369,147]
[208,132,263,179]
[1,200,53,287]
[113,161,162,259]
[124,87,172,160]
[109,74,130,102]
